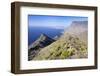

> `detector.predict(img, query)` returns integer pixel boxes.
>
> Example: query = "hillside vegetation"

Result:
[33,33,87,60]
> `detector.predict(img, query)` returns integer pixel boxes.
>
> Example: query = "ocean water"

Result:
[28,26,63,45]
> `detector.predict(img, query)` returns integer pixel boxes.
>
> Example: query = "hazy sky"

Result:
[28,15,88,29]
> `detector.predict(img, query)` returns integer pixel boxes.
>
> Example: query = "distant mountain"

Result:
[65,21,87,34]
[28,34,55,60]
[64,21,88,42]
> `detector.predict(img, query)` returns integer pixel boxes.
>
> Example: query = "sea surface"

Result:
[28,26,63,45]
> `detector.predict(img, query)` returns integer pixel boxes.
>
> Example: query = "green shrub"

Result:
[60,50,70,59]
[60,48,75,59]
[80,45,86,52]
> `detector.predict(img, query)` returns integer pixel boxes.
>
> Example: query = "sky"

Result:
[28,15,88,29]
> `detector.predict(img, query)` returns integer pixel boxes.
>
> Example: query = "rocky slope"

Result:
[33,33,87,60]
[28,34,55,60]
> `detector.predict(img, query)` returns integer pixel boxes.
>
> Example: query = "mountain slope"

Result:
[28,34,55,60]
[33,33,87,60]
[31,21,88,60]
[78,30,88,43]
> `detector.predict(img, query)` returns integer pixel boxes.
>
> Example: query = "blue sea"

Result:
[28,26,64,45]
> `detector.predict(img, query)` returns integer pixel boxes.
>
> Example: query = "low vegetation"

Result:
[33,33,87,60]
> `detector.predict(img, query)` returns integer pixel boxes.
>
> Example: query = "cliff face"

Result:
[64,21,88,40]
